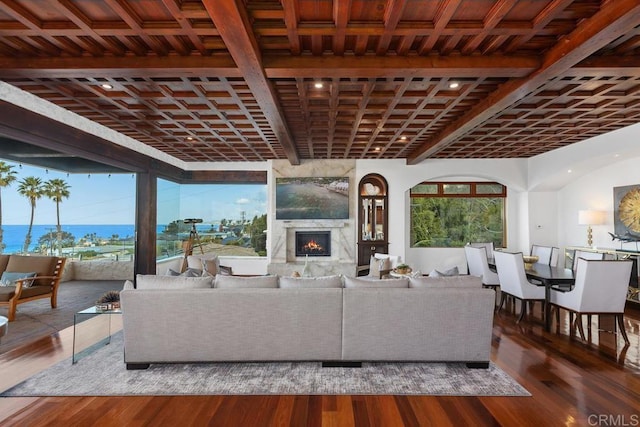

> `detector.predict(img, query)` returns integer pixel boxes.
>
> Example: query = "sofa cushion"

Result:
[279,275,343,289]
[5,256,56,277]
[344,276,409,288]
[409,275,482,288]
[1,271,37,287]
[0,255,10,273]
[135,274,213,290]
[215,274,279,289]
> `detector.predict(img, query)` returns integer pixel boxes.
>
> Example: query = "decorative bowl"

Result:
[394,265,412,275]
[522,255,539,269]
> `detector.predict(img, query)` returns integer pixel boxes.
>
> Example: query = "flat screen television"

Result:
[276,177,349,219]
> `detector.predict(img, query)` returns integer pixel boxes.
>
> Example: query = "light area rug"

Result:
[1,333,530,397]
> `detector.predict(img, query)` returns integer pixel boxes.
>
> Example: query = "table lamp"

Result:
[578,210,605,247]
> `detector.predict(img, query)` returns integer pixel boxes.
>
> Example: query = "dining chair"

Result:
[530,245,553,265]
[572,250,604,271]
[464,245,500,291]
[549,247,560,267]
[493,251,546,323]
[549,258,632,344]
[469,242,494,259]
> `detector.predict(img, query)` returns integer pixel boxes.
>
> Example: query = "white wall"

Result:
[356,158,529,274]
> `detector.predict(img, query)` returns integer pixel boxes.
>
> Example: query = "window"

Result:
[410,181,506,248]
[157,179,267,259]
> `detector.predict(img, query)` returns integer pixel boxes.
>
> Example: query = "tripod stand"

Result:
[181,223,204,272]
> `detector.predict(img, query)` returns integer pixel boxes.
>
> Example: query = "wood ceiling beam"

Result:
[0,55,240,78]
[265,55,539,78]
[202,0,300,165]
[407,0,640,165]
[0,54,539,79]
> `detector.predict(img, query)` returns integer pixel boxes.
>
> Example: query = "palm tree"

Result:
[0,162,17,253]
[17,176,43,254]
[44,178,71,256]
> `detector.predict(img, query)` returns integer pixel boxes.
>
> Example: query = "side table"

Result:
[72,306,122,364]
[0,315,7,343]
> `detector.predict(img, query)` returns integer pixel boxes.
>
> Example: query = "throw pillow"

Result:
[214,274,279,289]
[279,275,343,289]
[0,271,37,287]
[187,255,219,276]
[166,268,202,277]
[428,266,459,277]
[368,255,391,276]
[122,280,135,291]
[344,276,409,288]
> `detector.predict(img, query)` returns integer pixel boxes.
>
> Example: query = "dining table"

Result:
[488,259,575,332]
[523,263,575,332]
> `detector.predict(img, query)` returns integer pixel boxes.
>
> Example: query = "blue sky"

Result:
[1,161,266,225]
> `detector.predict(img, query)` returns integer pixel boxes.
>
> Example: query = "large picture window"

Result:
[410,182,506,248]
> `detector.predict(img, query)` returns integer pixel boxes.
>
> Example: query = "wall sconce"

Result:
[578,210,605,247]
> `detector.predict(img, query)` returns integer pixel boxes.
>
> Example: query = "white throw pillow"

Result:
[187,254,220,276]
[214,274,279,289]
[428,266,459,277]
[279,275,343,288]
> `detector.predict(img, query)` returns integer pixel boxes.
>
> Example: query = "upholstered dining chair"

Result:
[493,251,546,324]
[530,245,553,265]
[550,258,632,344]
[469,242,494,259]
[572,250,604,271]
[550,247,560,267]
[464,245,500,292]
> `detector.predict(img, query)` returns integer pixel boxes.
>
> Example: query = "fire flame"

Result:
[303,239,324,252]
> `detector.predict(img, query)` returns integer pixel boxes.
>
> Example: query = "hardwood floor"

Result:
[1,304,640,426]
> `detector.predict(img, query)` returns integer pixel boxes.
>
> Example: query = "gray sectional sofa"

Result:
[120,274,495,369]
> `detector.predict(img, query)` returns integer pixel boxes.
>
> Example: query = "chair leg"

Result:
[7,300,17,321]
[517,299,527,324]
[554,306,560,331]
[617,314,630,345]
[569,312,574,338]
[575,314,586,341]
[498,293,507,312]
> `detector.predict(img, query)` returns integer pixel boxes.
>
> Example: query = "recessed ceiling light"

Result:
[567,169,572,173]
[374,147,381,152]
[449,82,460,89]
[101,83,113,90]
[314,82,324,89]
[400,136,407,141]
[186,136,194,141]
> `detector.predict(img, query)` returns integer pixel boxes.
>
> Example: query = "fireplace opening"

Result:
[296,231,331,257]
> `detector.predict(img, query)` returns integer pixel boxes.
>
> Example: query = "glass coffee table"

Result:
[72,306,122,364]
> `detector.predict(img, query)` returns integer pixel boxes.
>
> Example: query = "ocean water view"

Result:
[0,223,224,254]
[0,224,150,254]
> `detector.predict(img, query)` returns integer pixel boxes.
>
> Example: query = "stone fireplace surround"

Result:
[268,159,357,277]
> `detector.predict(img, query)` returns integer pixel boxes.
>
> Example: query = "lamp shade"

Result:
[578,210,605,225]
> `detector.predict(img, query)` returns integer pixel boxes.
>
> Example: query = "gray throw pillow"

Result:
[0,271,37,287]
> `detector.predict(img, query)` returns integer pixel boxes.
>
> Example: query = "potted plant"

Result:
[395,263,412,274]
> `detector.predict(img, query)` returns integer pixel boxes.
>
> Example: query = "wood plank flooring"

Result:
[1,304,640,426]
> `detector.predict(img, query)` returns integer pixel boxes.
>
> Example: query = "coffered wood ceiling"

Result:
[0,0,639,166]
